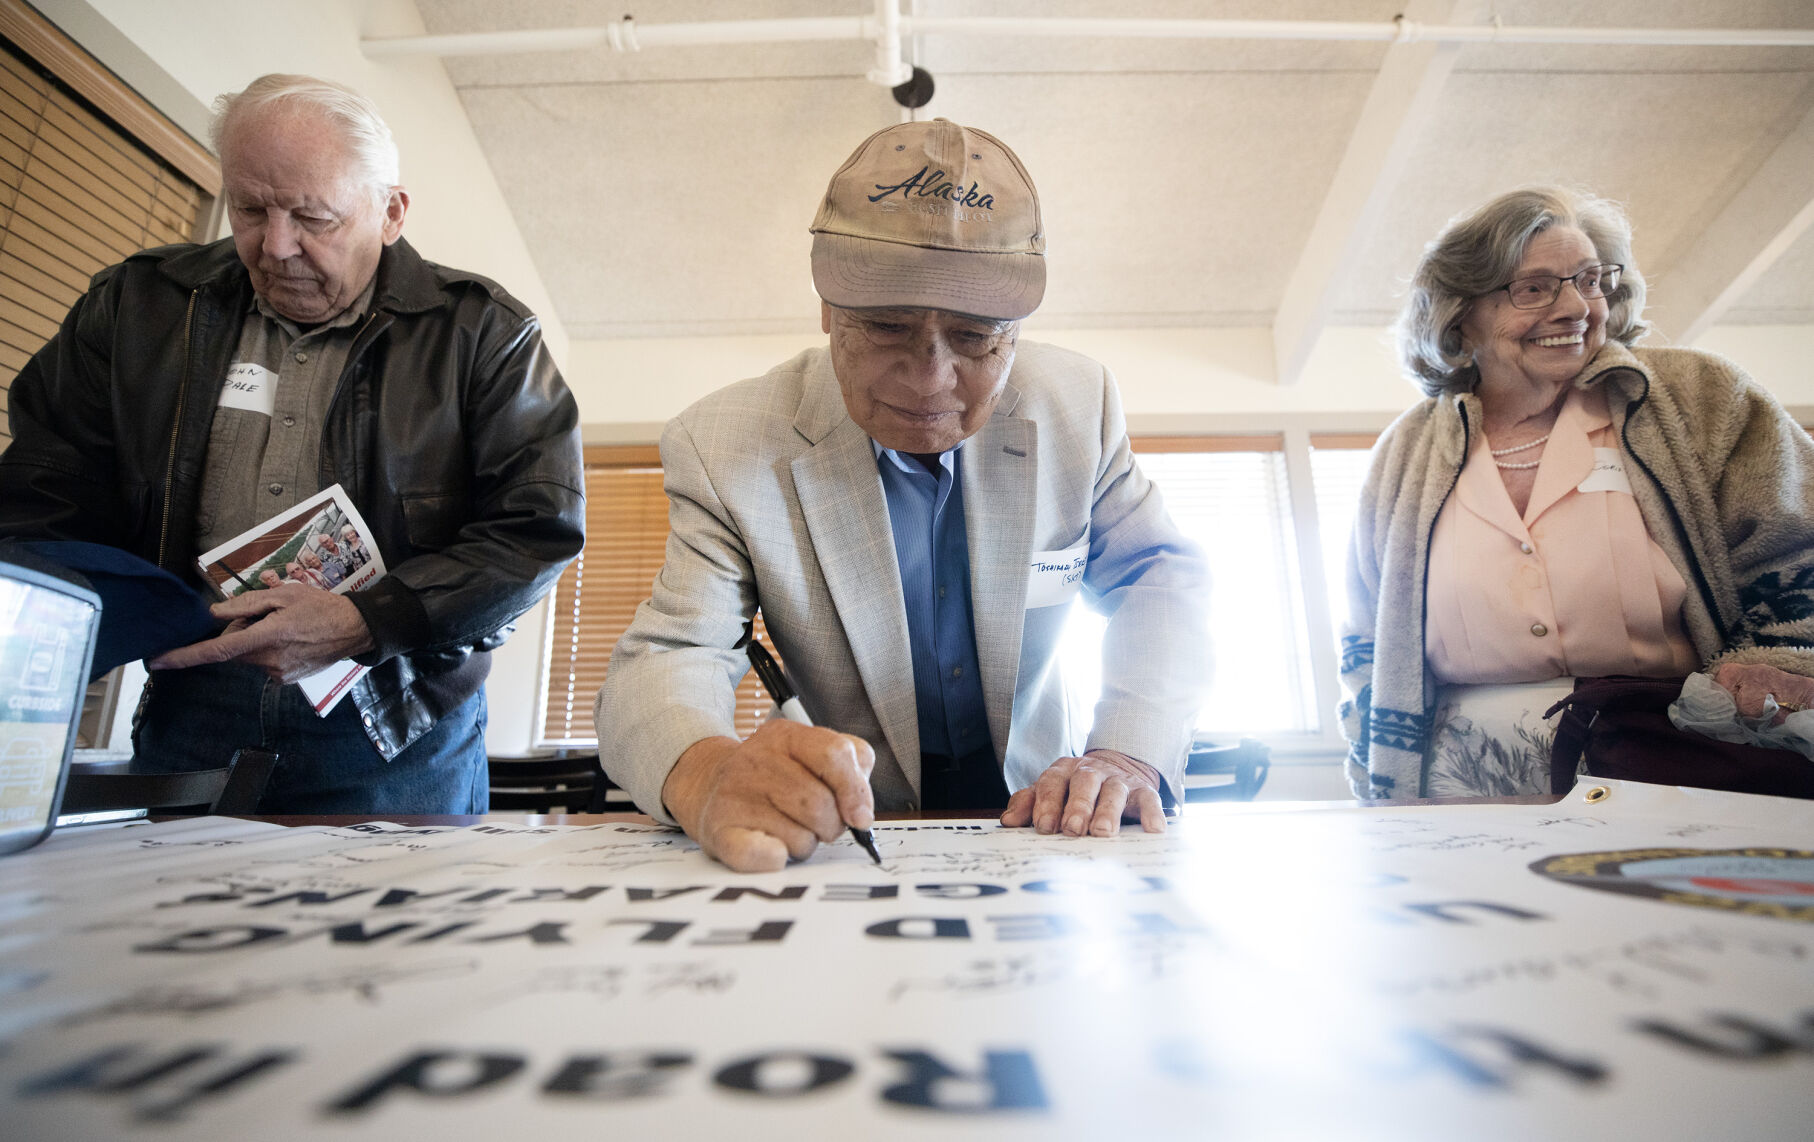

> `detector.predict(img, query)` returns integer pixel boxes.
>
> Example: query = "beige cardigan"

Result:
[1339,342,1814,798]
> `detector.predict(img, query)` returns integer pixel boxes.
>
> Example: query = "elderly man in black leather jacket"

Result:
[0,74,583,813]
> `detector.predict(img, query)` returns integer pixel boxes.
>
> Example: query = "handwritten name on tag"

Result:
[1576,447,1633,495]
[219,362,276,416]
[1026,543,1087,609]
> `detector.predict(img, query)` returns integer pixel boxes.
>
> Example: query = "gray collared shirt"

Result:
[194,276,378,557]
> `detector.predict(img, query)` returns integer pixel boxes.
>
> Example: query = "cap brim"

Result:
[812,232,1044,321]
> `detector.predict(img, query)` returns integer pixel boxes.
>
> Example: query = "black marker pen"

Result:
[745,637,883,866]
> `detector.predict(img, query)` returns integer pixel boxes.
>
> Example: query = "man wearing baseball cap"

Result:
[597,119,1210,872]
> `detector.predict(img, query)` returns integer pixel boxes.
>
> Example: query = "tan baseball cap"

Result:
[810,118,1045,321]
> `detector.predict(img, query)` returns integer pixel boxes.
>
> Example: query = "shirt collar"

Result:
[252,272,379,337]
[871,437,965,475]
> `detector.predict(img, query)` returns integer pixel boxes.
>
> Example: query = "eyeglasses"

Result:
[832,306,1015,358]
[1490,263,1622,309]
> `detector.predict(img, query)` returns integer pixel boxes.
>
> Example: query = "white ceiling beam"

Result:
[1270,0,1486,385]
[1656,101,1814,346]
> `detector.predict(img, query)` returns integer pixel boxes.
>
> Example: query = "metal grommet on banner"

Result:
[1584,786,1610,803]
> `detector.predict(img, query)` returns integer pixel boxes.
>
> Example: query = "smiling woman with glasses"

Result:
[1335,185,1814,802]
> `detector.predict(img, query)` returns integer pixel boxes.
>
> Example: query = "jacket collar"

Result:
[153,236,447,316]
[792,350,849,445]
[1573,339,1651,405]
[1440,338,1652,465]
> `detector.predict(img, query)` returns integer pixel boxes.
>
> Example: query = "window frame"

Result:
[1126,429,1377,757]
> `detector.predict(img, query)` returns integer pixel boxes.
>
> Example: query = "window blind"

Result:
[0,28,210,450]
[1129,437,1318,734]
[540,446,778,748]
[1308,434,1379,638]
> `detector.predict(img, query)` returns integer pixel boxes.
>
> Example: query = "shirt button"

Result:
[1520,542,1533,554]
[952,666,963,678]
[268,483,284,495]
[294,351,309,364]
[282,416,296,427]
[1531,623,1549,637]
[362,714,375,727]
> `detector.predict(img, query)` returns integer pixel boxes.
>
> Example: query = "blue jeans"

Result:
[132,661,489,814]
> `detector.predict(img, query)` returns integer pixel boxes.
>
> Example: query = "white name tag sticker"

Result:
[219,362,276,416]
[1576,447,1633,495]
[1026,543,1088,609]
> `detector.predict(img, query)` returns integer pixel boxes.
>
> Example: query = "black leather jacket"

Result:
[0,237,585,757]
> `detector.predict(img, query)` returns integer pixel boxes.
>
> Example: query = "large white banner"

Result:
[2,779,1811,1140]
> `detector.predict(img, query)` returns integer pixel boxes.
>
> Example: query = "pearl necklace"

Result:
[1491,432,1549,471]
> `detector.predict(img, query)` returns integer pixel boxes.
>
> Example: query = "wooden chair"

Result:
[1182,738,1271,803]
[59,748,278,816]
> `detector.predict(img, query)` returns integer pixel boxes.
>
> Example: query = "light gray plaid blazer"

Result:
[594,341,1211,820]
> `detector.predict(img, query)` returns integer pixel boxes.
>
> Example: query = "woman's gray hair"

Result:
[211,74,400,206]
[1395,186,1649,397]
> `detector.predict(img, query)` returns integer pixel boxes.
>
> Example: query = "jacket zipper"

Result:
[143,287,199,712]
[320,310,385,491]
[1613,371,1726,640]
[1418,401,1468,659]
[1407,401,1468,759]
[1365,399,1468,793]
[156,289,199,570]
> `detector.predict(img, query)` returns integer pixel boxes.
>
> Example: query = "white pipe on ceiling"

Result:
[867,0,912,87]
[361,14,1814,84]
[362,18,863,58]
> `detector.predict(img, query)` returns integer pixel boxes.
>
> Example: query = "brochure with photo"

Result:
[194,485,385,716]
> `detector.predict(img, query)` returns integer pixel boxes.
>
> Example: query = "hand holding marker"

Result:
[744,636,883,866]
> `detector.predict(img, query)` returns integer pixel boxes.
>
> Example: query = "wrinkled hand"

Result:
[1713,662,1814,725]
[147,582,374,683]
[663,719,876,873]
[1001,748,1167,837]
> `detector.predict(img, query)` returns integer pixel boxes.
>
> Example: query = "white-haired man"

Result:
[597,119,1210,872]
[0,74,584,813]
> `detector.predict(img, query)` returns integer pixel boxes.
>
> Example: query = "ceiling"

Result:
[404,0,1814,362]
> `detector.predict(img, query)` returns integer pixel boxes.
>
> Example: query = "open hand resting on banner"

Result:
[663,719,877,873]
[148,582,375,684]
[1001,748,1168,837]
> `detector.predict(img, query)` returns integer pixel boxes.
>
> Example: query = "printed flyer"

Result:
[194,485,384,715]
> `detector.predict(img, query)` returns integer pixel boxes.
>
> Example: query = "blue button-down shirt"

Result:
[873,442,992,759]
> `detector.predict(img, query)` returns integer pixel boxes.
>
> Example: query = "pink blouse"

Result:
[1425,385,1699,684]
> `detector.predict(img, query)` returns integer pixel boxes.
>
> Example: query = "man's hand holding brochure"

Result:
[150,485,384,715]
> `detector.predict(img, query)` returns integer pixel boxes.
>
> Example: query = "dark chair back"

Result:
[1183,738,1271,802]
[59,748,278,816]
[488,754,620,812]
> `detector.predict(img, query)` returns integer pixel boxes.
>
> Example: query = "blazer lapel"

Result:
[962,390,1036,766]
[790,368,921,785]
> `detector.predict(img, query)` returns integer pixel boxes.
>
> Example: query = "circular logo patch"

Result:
[1530,848,1814,923]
